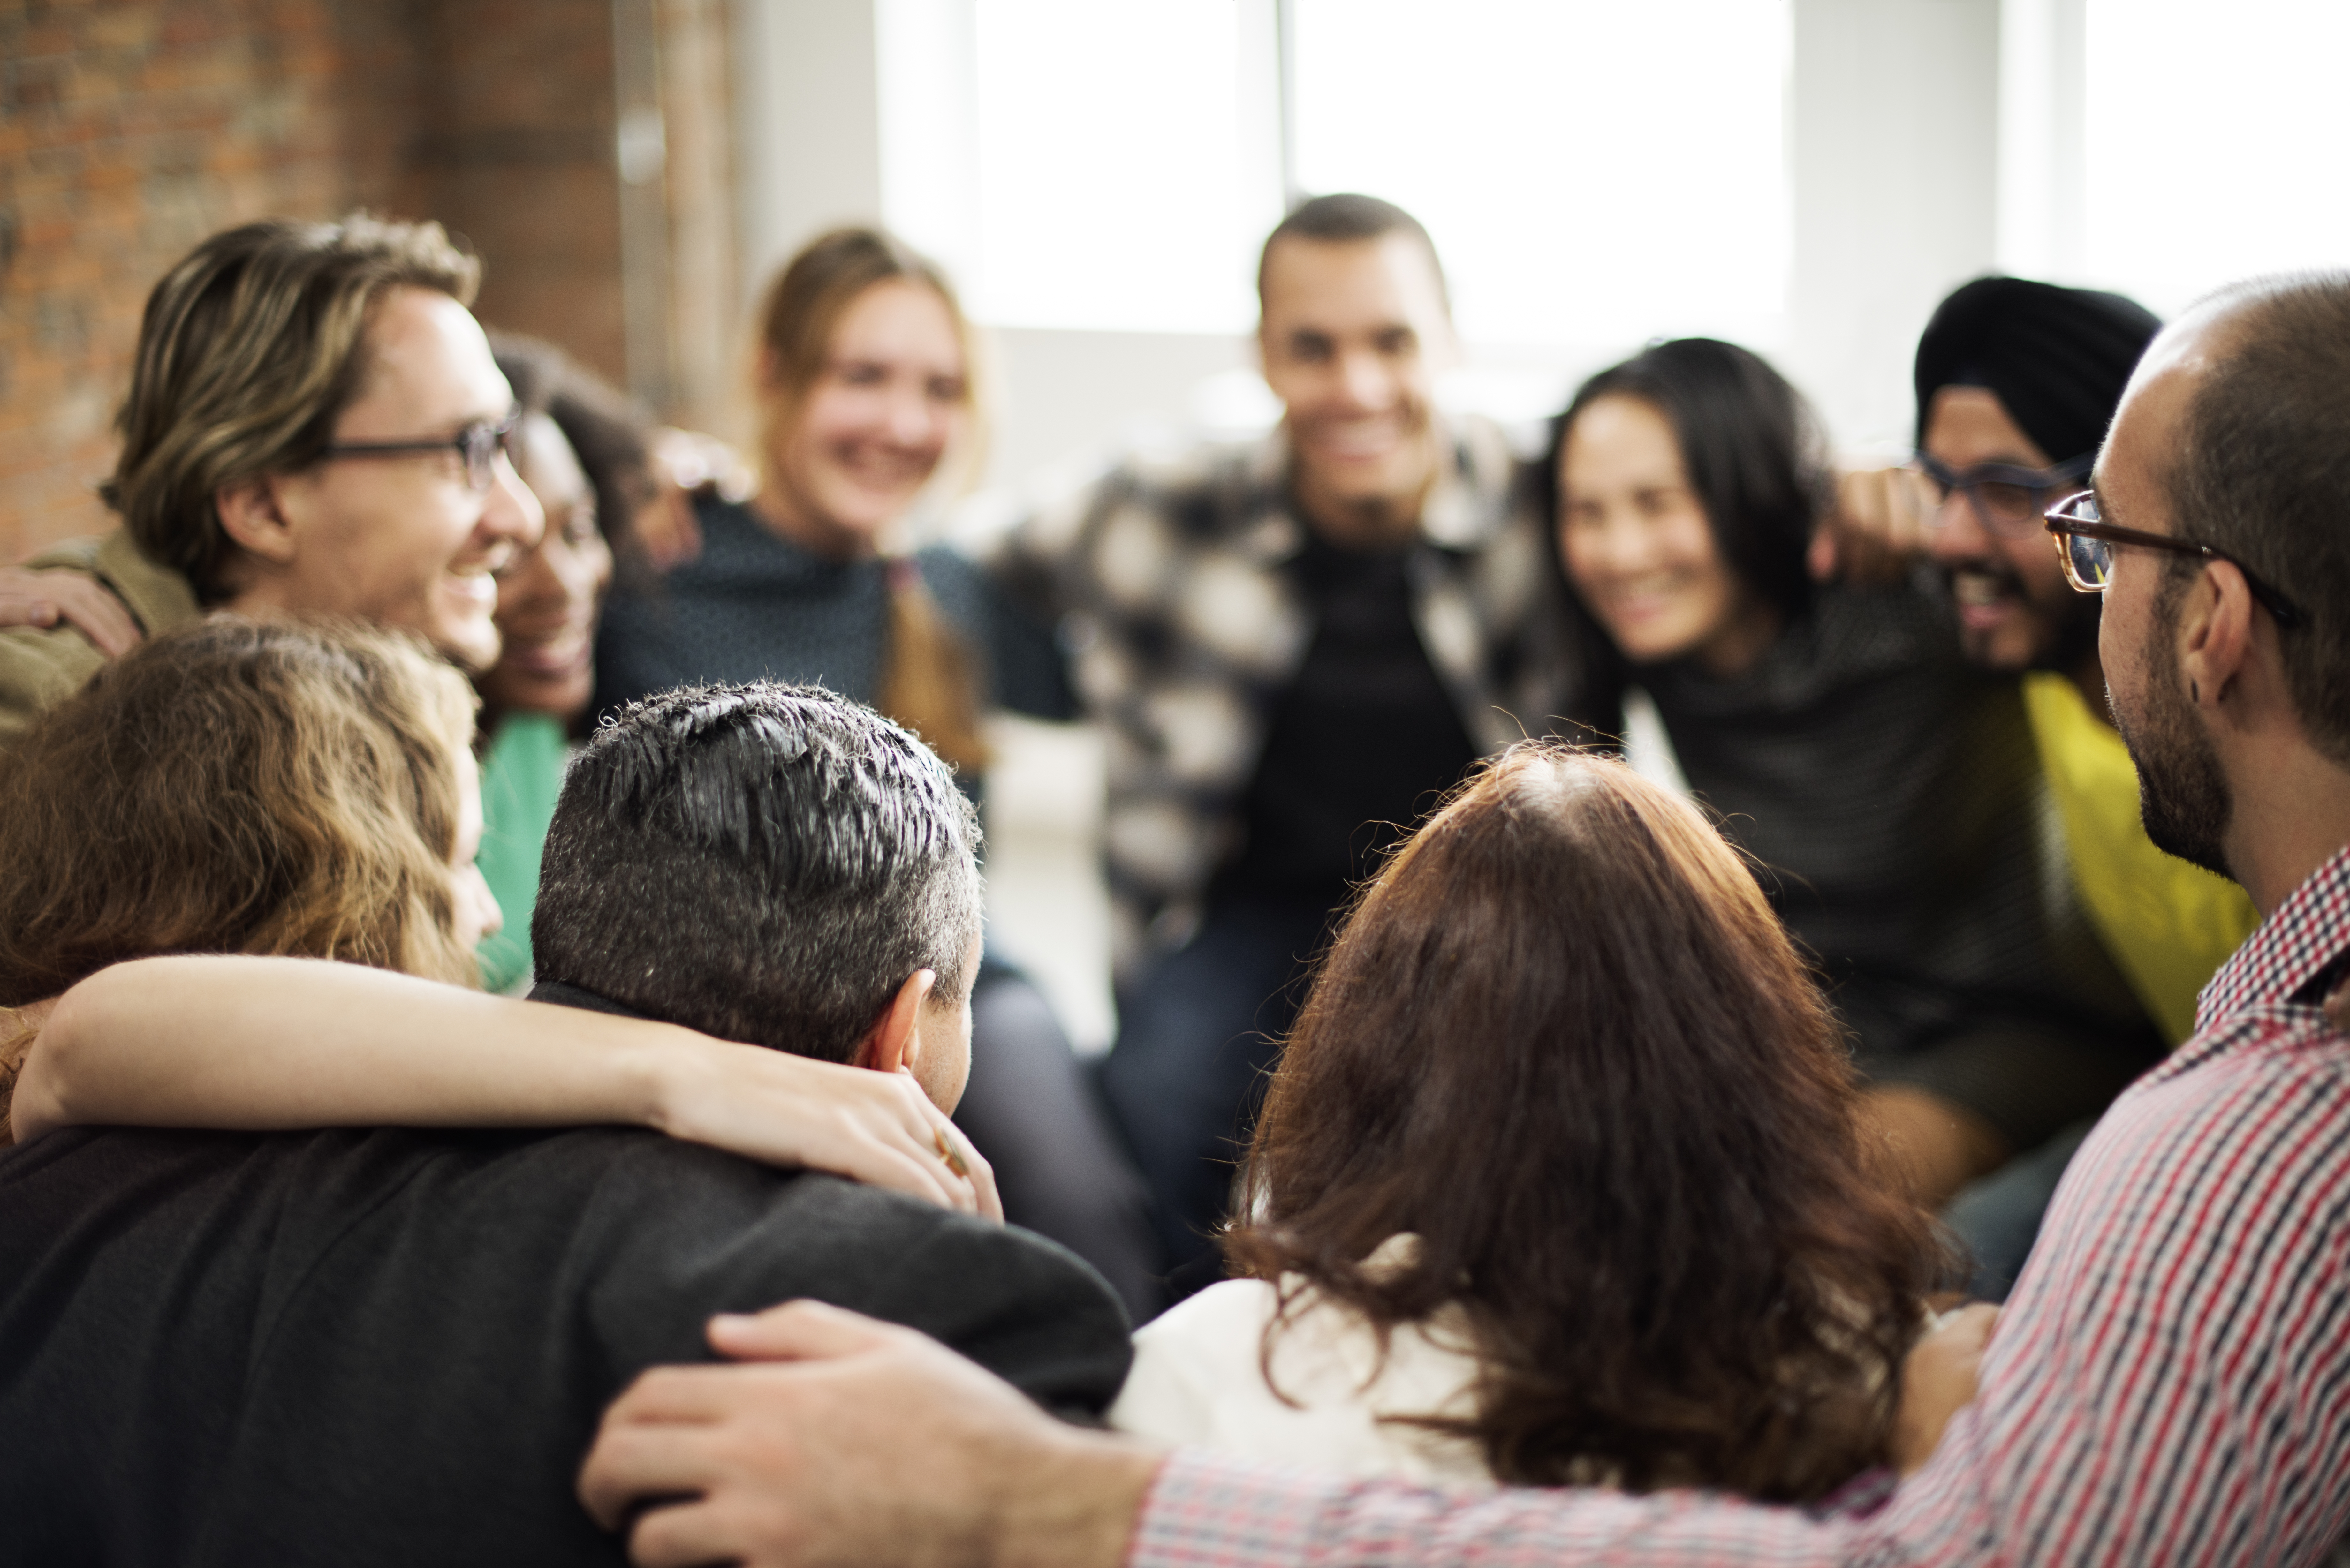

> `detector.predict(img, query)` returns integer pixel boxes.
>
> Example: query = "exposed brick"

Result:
[1,0,649,563]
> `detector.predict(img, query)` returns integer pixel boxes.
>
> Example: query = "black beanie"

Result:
[1914,276,2163,465]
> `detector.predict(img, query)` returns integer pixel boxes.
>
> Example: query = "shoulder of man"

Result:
[570,1129,1135,1411]
[992,429,1285,565]
[0,531,202,754]
[0,1126,1129,1564]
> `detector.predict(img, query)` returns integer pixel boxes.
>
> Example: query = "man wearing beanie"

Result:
[1905,278,2258,1290]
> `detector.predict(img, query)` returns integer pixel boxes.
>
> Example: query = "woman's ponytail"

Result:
[877,556,990,776]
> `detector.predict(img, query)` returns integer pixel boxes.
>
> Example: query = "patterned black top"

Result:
[1643,577,2162,1149]
[594,495,1070,725]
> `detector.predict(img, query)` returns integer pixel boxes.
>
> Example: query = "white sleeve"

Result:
[1107,1279,1278,1445]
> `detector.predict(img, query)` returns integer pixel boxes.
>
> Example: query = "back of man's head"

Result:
[532,683,983,1061]
[101,215,481,603]
[1257,193,1448,315]
[2171,272,2350,762]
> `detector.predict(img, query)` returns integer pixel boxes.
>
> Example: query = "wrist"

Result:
[631,1025,727,1138]
[986,1428,1163,1568]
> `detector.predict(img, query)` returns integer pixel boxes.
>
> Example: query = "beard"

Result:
[2111,611,2234,878]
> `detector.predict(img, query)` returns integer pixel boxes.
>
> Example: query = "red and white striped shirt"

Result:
[1131,847,2350,1567]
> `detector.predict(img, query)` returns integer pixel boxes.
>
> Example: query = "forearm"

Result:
[15,955,688,1142]
[1859,1019,2156,1155]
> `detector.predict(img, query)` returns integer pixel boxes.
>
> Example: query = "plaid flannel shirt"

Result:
[1132,845,2350,1567]
[987,418,1577,980]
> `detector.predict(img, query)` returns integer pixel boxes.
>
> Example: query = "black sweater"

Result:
[0,1118,1129,1566]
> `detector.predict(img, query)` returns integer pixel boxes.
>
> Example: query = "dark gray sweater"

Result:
[0,1114,1129,1566]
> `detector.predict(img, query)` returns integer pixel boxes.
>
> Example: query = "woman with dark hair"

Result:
[591,227,1159,1319]
[1111,744,1940,1498]
[471,334,628,991]
[1547,339,2157,1225]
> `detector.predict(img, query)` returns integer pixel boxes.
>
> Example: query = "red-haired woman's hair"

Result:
[1229,743,1940,1501]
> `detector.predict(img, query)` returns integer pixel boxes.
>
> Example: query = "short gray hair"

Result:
[532,683,983,1061]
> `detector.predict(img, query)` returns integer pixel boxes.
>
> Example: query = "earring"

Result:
[2191,680,2201,703]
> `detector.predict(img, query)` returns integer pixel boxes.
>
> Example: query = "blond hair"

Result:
[756,228,991,773]
[102,214,482,602]
[0,615,480,1008]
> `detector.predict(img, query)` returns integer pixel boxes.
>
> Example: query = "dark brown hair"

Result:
[1229,744,1940,1501]
[0,615,480,1008]
[102,215,481,602]
[1257,193,1448,315]
[755,227,990,774]
[490,330,660,583]
[2168,272,2350,762]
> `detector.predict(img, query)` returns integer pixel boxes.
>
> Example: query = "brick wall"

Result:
[0,0,682,565]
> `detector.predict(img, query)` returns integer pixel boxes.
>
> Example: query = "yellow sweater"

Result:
[2022,672,2259,1045]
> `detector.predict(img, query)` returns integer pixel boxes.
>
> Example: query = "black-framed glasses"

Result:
[1915,450,2094,539]
[319,410,519,492]
[2043,490,2305,628]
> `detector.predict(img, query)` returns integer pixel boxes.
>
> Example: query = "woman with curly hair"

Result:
[1111,744,1943,1500]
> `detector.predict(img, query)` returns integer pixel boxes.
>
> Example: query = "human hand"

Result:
[0,566,142,656]
[580,1300,1162,1568]
[1860,1085,2009,1210]
[633,427,758,571]
[1808,466,1935,585]
[655,1040,1001,1221]
[1891,1302,1998,1475]
[2324,978,2347,1037]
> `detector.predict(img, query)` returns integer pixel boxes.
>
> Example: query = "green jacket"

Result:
[0,531,201,753]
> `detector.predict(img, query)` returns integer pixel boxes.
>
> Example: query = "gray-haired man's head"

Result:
[532,682,983,1108]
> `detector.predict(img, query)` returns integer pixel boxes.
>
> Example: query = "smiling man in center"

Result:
[989,194,1578,1298]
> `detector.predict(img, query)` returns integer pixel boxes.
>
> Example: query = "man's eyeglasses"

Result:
[1915,450,2094,539]
[319,410,519,493]
[2043,490,2305,628]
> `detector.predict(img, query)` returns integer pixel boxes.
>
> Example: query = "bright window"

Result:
[922,0,1794,347]
[2083,0,2350,315]
[1290,0,1792,351]
[964,0,1265,333]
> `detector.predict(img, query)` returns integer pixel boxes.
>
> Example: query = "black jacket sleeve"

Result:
[578,1138,1133,1417]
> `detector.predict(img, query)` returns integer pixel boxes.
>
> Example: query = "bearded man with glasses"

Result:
[0,215,544,751]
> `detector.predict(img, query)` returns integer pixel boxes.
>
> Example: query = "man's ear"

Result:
[2180,560,2255,714]
[853,969,936,1076]
[214,475,300,567]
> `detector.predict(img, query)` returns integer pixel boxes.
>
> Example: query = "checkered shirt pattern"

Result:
[1131,847,2350,1568]
[983,419,1577,981]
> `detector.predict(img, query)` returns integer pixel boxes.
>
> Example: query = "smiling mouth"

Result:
[446,569,499,611]
[502,626,592,675]
[837,448,936,488]
[1597,573,1696,620]
[1950,567,2021,628]
[1300,417,1409,460]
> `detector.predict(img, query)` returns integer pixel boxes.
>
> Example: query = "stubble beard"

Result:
[2112,599,2234,878]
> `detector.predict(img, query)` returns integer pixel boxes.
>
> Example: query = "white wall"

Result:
[1784,0,2002,455]
[729,0,884,319]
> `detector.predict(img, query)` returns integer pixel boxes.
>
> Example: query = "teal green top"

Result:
[474,712,571,993]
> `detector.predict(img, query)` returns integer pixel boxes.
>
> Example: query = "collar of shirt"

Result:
[1247,418,1519,564]
[2191,843,2350,1038]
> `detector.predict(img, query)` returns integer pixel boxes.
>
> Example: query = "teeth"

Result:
[1952,571,2013,607]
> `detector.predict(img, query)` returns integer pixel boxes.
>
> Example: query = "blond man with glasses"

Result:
[0,214,543,751]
